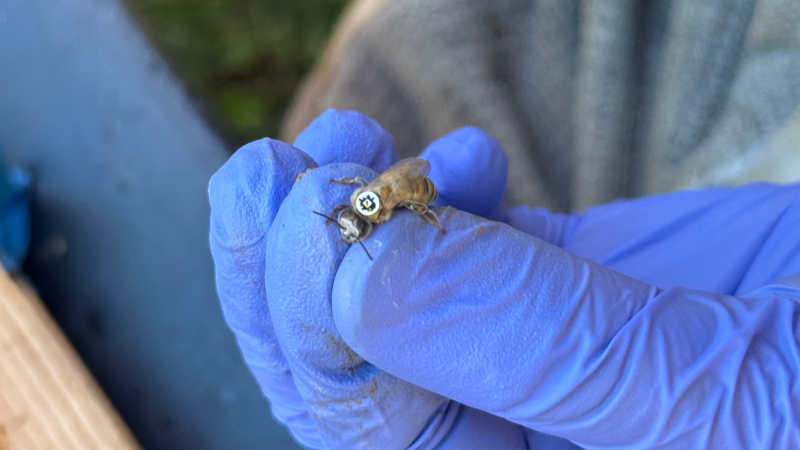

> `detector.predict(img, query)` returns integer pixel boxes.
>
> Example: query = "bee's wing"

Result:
[371,157,431,186]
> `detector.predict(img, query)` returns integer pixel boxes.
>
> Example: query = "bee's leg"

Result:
[378,207,393,223]
[295,168,315,183]
[329,177,369,187]
[403,202,447,234]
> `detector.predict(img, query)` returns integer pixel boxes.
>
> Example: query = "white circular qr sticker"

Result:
[355,191,381,216]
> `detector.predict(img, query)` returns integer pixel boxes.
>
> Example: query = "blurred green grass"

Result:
[125,0,350,142]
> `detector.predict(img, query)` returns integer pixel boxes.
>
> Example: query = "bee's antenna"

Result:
[313,211,373,261]
[312,210,344,229]
[357,238,373,261]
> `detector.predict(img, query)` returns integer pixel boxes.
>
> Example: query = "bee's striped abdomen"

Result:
[411,177,437,204]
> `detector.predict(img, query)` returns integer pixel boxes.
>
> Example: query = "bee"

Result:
[313,157,446,259]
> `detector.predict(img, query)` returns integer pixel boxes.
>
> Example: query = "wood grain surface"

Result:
[0,270,141,450]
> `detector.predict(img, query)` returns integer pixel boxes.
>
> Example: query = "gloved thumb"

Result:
[420,127,507,221]
[331,207,659,444]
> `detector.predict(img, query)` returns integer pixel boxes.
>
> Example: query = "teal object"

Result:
[0,144,30,272]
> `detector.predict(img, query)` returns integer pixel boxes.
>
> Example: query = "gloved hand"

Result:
[332,183,800,447]
[211,108,800,449]
[209,109,542,449]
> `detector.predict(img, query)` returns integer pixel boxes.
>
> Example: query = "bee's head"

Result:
[337,208,366,244]
[312,207,373,260]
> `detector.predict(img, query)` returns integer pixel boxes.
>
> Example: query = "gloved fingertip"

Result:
[420,127,508,219]
[293,109,398,173]
[209,138,316,247]
[264,162,378,372]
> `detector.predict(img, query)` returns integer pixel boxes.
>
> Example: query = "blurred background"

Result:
[1,1,798,449]
[125,0,349,142]
[1,0,353,449]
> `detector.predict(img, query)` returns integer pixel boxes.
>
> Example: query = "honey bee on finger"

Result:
[313,157,446,258]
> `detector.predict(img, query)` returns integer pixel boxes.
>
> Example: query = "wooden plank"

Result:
[0,269,141,450]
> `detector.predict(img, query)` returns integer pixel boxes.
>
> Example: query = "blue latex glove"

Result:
[333,186,800,448]
[209,110,535,449]
[211,109,800,448]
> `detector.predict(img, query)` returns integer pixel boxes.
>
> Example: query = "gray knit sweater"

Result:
[283,0,800,212]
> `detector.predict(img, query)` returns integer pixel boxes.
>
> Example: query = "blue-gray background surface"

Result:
[0,0,301,448]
